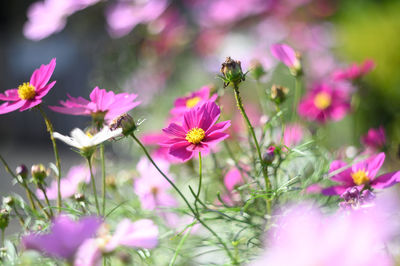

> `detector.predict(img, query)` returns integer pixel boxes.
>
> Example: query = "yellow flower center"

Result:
[185,127,205,144]
[351,170,370,186]
[314,92,332,110]
[18,82,36,100]
[186,97,201,108]
[96,224,112,251]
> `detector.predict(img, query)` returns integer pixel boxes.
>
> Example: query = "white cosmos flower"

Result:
[53,126,122,150]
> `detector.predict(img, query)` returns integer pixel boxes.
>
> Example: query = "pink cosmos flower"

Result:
[75,219,158,266]
[170,86,217,117]
[220,167,245,206]
[0,58,56,114]
[322,152,400,196]
[270,43,301,70]
[250,202,395,266]
[22,215,102,262]
[361,126,386,152]
[282,123,303,148]
[37,164,90,200]
[332,59,375,81]
[141,132,181,163]
[49,86,140,122]
[298,82,351,123]
[106,0,169,38]
[162,101,230,162]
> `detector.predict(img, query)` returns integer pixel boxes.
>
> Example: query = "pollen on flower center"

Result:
[185,127,205,144]
[186,97,201,108]
[351,170,370,185]
[18,82,36,100]
[314,92,332,110]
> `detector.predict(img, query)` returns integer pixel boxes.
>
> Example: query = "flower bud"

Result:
[106,176,117,189]
[16,164,28,180]
[0,209,9,230]
[2,196,14,208]
[74,193,85,202]
[263,146,276,165]
[250,60,266,80]
[270,85,289,104]
[220,57,246,87]
[117,252,132,264]
[31,164,48,185]
[109,114,137,136]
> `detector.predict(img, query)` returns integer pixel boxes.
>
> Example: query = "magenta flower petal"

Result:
[30,58,56,89]
[171,86,217,117]
[371,171,400,189]
[270,43,299,68]
[19,99,42,111]
[361,126,386,151]
[224,168,244,192]
[329,160,353,184]
[169,142,193,161]
[321,185,348,196]
[162,123,186,138]
[0,100,26,114]
[352,152,385,179]
[204,132,229,144]
[206,120,231,134]
[0,89,19,101]
[36,81,56,98]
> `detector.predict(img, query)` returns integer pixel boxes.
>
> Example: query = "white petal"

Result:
[53,132,81,149]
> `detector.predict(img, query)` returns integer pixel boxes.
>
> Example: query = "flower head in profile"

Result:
[298,82,351,123]
[22,215,102,262]
[0,58,56,114]
[270,43,301,76]
[36,165,90,200]
[332,59,375,81]
[49,86,140,123]
[75,219,158,265]
[322,152,400,196]
[53,126,122,157]
[162,101,230,162]
[170,86,217,117]
[361,126,386,152]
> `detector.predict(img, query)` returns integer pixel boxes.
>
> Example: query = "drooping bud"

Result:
[220,57,246,88]
[16,164,28,180]
[31,164,48,185]
[250,60,266,80]
[270,84,289,104]
[109,114,137,136]
[74,193,85,202]
[0,209,9,230]
[263,146,276,165]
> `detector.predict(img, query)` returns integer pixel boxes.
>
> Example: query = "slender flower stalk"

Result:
[195,152,203,214]
[292,76,302,121]
[100,144,106,215]
[131,133,237,264]
[87,156,100,215]
[38,184,54,217]
[37,105,62,213]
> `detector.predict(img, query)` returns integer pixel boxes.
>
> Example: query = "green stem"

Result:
[13,206,25,228]
[37,105,62,213]
[87,157,100,215]
[169,225,194,266]
[292,76,302,121]
[39,185,54,217]
[194,152,202,214]
[100,144,106,216]
[1,229,4,247]
[131,134,237,264]
[233,85,271,215]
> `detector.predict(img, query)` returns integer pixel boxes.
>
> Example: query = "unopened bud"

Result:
[220,57,246,87]
[74,193,85,202]
[16,164,28,180]
[2,197,14,208]
[263,146,276,165]
[0,209,9,230]
[250,60,266,80]
[31,164,48,185]
[110,114,137,136]
[106,176,117,189]
[270,85,289,104]
[117,252,131,264]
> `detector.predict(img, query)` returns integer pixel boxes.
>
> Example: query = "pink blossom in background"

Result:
[270,43,301,70]
[0,58,56,114]
[170,86,217,117]
[361,126,386,152]
[162,101,230,162]
[49,86,140,122]
[332,59,375,81]
[322,152,400,196]
[22,215,102,261]
[250,201,395,266]
[141,132,181,163]
[224,167,244,192]
[298,82,351,123]
[106,0,169,38]
[282,123,303,148]
[37,164,90,200]
[75,219,158,265]
[304,184,323,194]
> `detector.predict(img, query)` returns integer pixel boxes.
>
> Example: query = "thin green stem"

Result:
[131,134,237,264]
[233,85,271,215]
[87,157,100,215]
[13,206,25,228]
[100,144,106,215]
[292,76,302,121]
[37,105,62,213]
[1,229,4,247]
[169,225,194,266]
[39,185,54,217]
[194,152,203,214]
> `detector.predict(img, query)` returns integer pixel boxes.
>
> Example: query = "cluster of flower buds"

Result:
[339,186,375,210]
[220,57,246,88]
[270,84,289,105]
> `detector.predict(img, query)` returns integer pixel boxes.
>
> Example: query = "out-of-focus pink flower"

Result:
[106,0,169,38]
[0,58,56,114]
[75,219,158,266]
[23,0,100,41]
[361,126,386,152]
[322,152,400,196]
[37,164,90,200]
[141,132,181,163]
[270,43,301,70]
[332,60,375,81]
[170,86,217,117]
[282,123,303,148]
[298,82,351,123]
[224,167,244,192]
[49,87,140,122]
[22,215,102,261]
[304,184,323,194]
[162,102,230,162]
[250,201,395,266]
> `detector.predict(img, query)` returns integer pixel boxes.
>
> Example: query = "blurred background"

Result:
[0,0,399,202]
